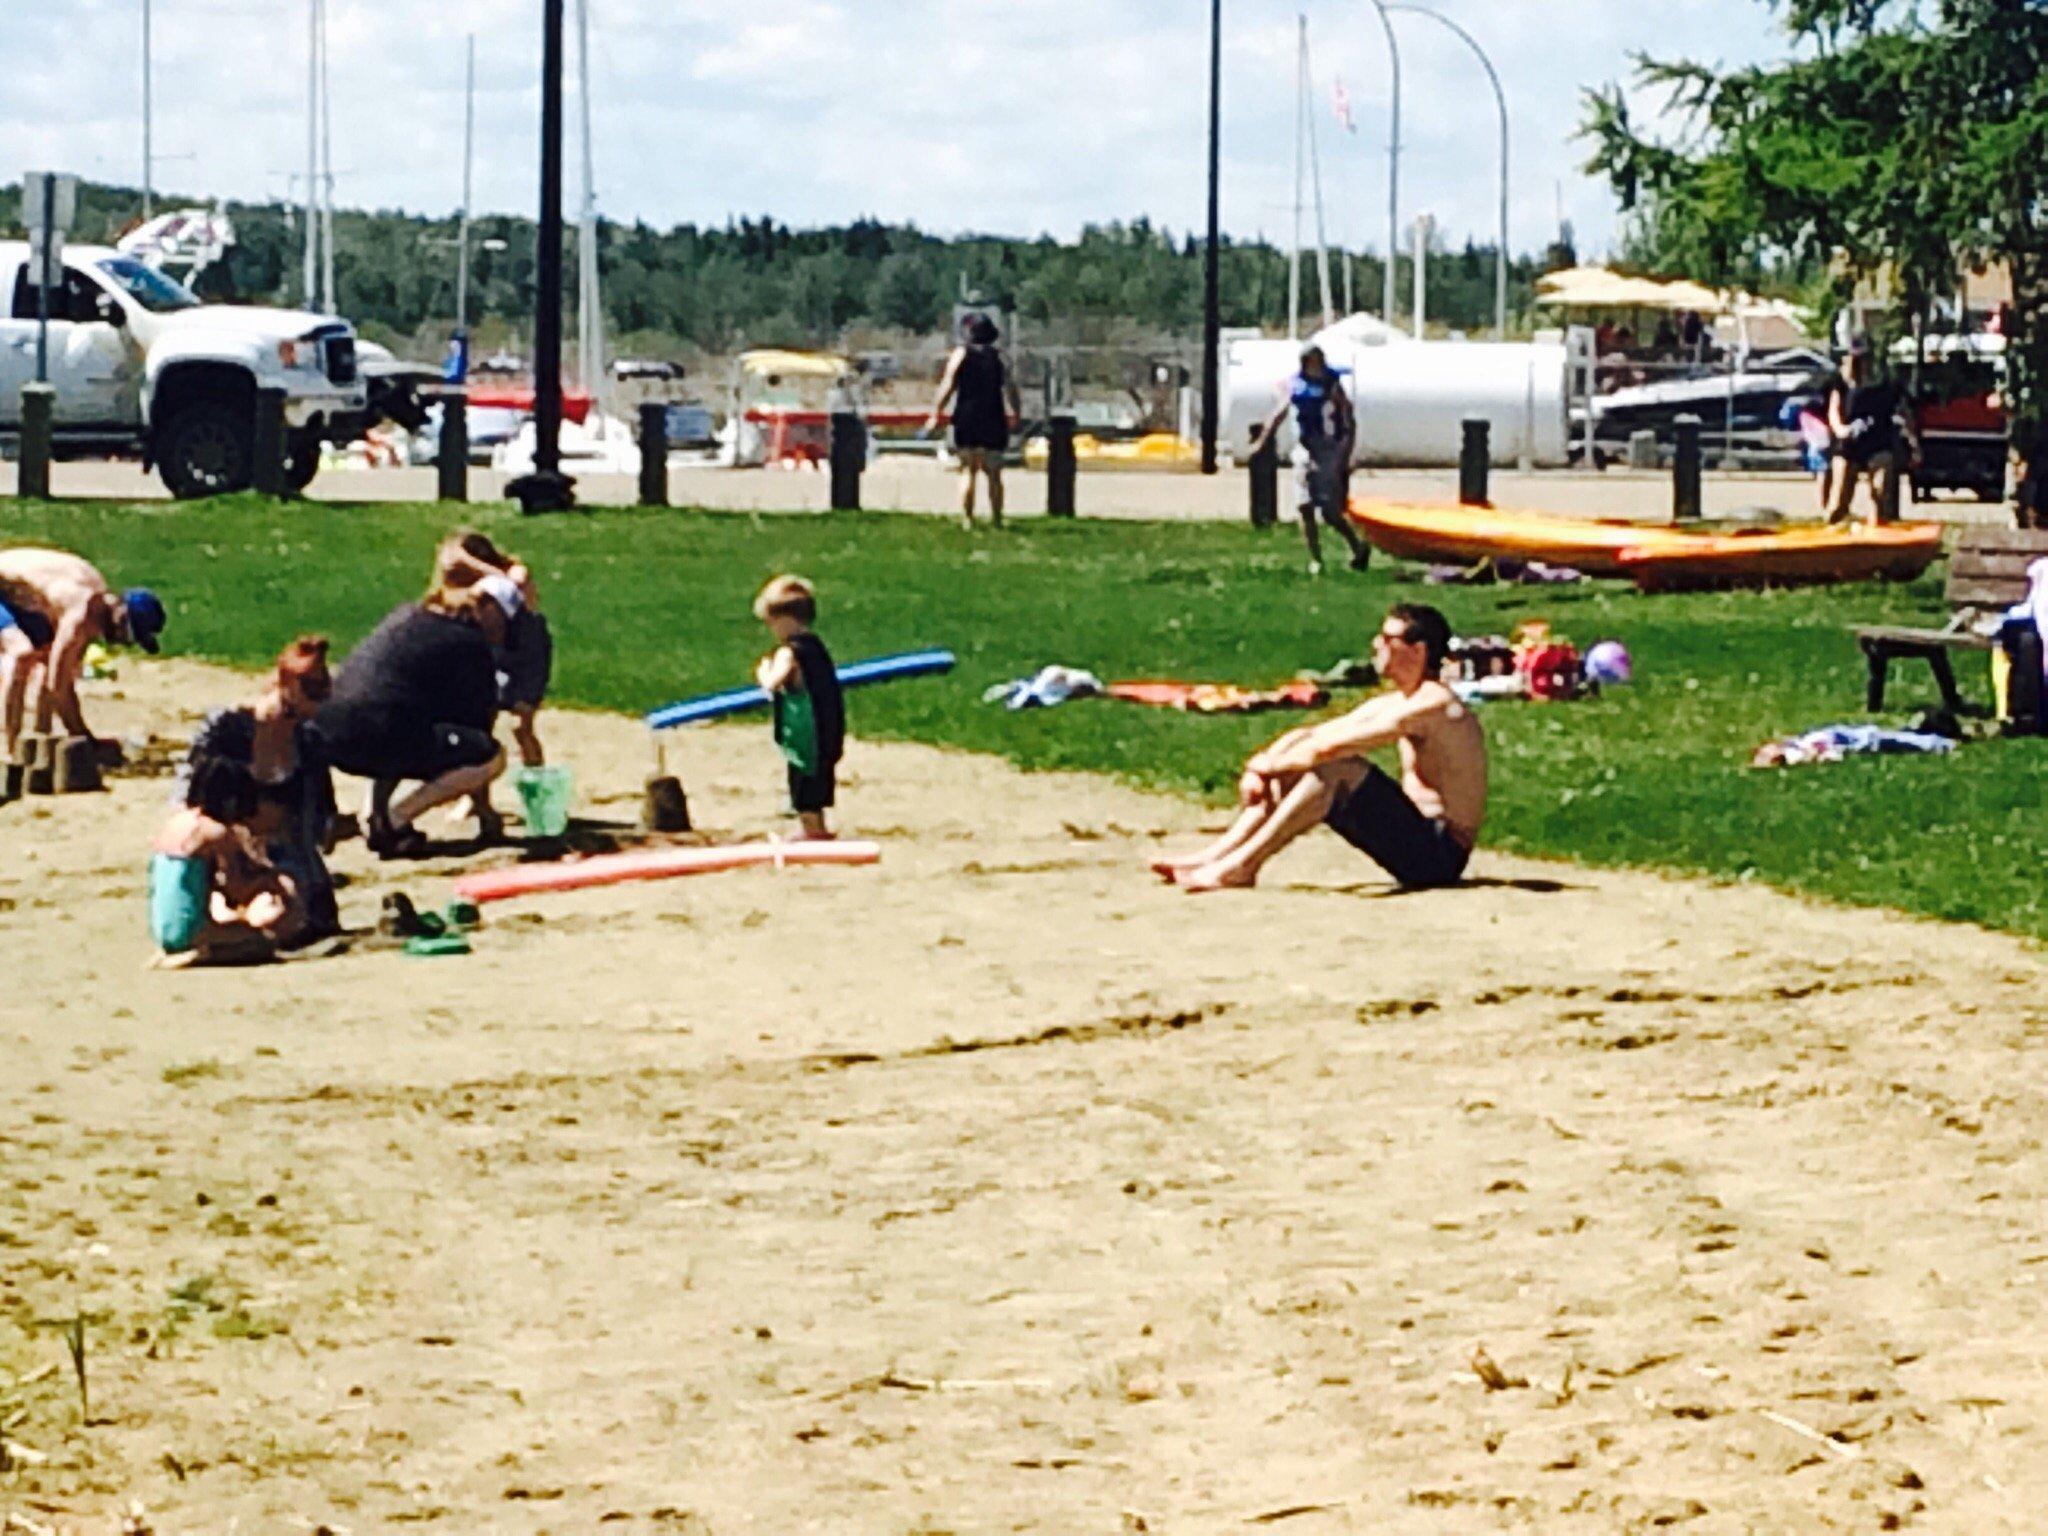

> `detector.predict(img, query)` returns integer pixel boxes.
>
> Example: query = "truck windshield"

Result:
[95,256,202,314]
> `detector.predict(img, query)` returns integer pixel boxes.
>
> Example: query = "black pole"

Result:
[1199,0,1222,476]
[535,0,564,475]
[503,0,577,514]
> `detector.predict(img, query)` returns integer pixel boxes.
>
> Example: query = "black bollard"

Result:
[1248,434,1278,527]
[437,390,469,504]
[638,401,669,508]
[1459,417,1491,506]
[18,383,53,500]
[2005,622,2044,735]
[252,386,288,497]
[828,410,864,511]
[1672,413,1702,523]
[1047,413,1077,518]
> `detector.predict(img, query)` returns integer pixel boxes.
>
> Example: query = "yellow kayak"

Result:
[1349,499,1942,589]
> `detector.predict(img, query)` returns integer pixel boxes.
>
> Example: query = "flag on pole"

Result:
[1331,76,1356,133]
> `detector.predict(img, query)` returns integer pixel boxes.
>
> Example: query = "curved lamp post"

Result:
[1364,0,1402,327]
[1384,3,1508,338]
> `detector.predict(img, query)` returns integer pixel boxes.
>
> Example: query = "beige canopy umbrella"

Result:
[1537,265,1729,312]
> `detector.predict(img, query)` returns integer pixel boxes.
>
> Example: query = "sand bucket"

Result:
[515,765,574,838]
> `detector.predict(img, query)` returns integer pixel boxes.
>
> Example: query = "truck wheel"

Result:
[158,398,253,498]
[284,431,322,494]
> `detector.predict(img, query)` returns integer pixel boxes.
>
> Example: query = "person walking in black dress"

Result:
[926,314,1021,528]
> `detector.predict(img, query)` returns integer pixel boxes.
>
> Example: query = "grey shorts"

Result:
[1293,444,1349,513]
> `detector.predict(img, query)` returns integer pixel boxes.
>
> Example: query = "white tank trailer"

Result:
[1223,314,1573,468]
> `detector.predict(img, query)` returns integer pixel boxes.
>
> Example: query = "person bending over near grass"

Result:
[925,314,1020,529]
[308,581,511,858]
[149,757,297,968]
[754,574,844,841]
[1151,603,1485,893]
[1245,345,1376,577]
[0,547,165,763]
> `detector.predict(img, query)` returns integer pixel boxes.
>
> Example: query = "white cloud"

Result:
[0,0,1802,258]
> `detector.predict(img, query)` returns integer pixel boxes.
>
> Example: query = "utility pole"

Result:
[1199,0,1222,475]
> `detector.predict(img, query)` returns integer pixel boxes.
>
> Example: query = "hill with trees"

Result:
[1,180,1547,361]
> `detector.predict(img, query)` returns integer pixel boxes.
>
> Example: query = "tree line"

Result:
[2,181,1552,357]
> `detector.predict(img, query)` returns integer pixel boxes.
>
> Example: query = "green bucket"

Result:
[515,765,574,839]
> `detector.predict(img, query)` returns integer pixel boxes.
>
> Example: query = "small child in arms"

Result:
[149,757,295,967]
[753,574,845,840]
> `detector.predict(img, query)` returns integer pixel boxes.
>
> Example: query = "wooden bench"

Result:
[1853,526,2048,712]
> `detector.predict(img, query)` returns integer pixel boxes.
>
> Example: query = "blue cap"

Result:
[122,587,166,653]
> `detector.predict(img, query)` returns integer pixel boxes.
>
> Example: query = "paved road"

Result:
[0,454,2006,526]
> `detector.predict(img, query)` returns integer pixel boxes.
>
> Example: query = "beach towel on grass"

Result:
[1108,680,1328,714]
[1751,723,1959,768]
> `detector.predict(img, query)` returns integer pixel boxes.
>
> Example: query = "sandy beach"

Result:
[3,659,2045,1534]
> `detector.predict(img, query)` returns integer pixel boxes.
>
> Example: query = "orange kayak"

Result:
[1349,499,1942,589]
[1349,499,1696,577]
[1615,523,1942,589]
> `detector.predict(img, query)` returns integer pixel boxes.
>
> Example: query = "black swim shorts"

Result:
[0,601,55,650]
[1324,763,1472,888]
[309,705,498,784]
[788,765,836,814]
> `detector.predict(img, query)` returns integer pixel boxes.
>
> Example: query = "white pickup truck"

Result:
[0,240,375,497]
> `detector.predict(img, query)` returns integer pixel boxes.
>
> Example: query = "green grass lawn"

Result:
[5,495,2042,939]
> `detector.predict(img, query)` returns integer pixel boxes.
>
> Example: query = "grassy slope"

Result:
[4,496,2040,940]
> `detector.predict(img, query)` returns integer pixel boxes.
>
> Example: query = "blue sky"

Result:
[2,1,1798,257]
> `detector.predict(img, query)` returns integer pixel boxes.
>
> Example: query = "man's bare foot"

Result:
[1147,852,1206,882]
[1177,861,1258,894]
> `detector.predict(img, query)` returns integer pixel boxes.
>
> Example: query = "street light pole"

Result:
[1199,0,1222,475]
[510,0,577,512]
[1385,4,1509,338]
[1365,0,1400,327]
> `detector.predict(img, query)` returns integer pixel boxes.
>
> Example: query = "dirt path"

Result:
[3,661,2044,1534]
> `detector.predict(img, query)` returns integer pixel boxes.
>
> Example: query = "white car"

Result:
[0,241,370,497]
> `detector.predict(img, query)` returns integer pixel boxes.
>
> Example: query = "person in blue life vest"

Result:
[1246,345,1376,576]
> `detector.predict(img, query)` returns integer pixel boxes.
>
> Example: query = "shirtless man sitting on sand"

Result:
[0,547,166,763]
[1151,602,1486,893]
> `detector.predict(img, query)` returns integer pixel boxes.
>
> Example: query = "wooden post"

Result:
[638,402,669,508]
[1459,417,1490,506]
[252,386,288,497]
[17,383,53,499]
[1249,435,1278,527]
[828,410,863,511]
[437,389,469,503]
[1672,413,1702,522]
[1046,413,1077,517]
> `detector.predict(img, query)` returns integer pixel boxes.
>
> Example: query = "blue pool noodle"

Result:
[646,649,956,731]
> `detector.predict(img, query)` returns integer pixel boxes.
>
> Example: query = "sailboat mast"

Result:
[1304,22,1334,327]
[319,0,335,314]
[458,34,475,332]
[142,0,154,221]
[1289,13,1305,343]
[576,0,602,410]
[303,0,318,306]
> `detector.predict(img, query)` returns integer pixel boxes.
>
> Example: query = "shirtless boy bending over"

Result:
[1152,602,1486,893]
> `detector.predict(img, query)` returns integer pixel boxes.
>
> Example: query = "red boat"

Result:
[464,386,594,426]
